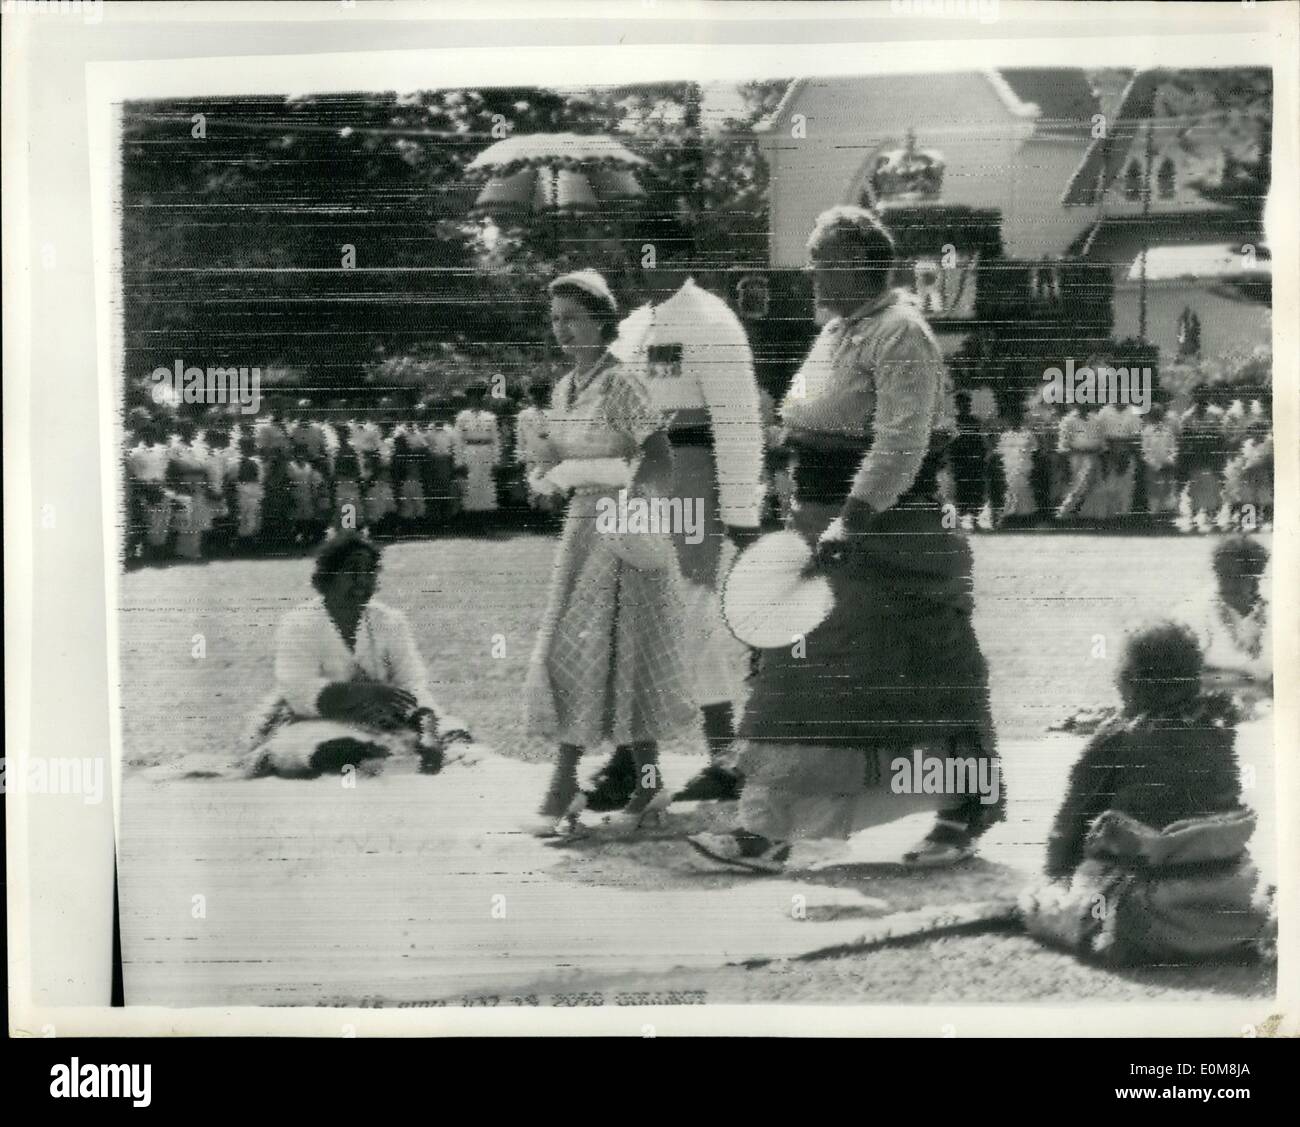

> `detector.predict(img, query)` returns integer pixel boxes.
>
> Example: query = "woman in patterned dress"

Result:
[522,270,699,836]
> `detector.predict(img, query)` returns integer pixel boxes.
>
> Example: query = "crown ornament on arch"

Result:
[869,129,946,205]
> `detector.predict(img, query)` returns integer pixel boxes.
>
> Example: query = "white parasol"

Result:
[466,133,648,218]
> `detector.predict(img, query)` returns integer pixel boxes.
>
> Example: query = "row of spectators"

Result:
[122,386,550,564]
[925,387,1274,532]
[124,380,1274,564]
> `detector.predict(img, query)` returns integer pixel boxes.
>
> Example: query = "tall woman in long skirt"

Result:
[688,207,1004,873]
[522,270,699,836]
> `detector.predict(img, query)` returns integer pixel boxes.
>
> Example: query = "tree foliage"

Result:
[121,81,786,402]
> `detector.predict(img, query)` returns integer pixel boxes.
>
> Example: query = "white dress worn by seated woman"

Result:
[1176,543,1272,719]
[1171,536,1276,885]
[241,565,476,778]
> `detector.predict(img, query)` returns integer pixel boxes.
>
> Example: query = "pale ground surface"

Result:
[117,533,1277,1007]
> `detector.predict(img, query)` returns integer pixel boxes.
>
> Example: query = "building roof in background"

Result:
[755,70,1099,136]
[996,68,1102,136]
[1056,67,1269,210]
[1062,70,1168,207]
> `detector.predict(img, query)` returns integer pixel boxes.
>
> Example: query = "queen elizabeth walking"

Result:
[522,270,699,835]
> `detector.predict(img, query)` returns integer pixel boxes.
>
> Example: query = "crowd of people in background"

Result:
[932,385,1274,534]
[122,383,555,567]
[124,374,1273,567]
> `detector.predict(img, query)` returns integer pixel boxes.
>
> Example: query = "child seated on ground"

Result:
[1021,623,1273,965]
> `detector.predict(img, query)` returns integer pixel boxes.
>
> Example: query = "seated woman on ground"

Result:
[1178,536,1272,716]
[1021,623,1273,965]
[240,531,482,778]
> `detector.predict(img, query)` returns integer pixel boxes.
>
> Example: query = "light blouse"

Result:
[779,289,954,512]
[543,354,663,469]
[273,597,465,735]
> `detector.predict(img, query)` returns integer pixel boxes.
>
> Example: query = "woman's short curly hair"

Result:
[1212,536,1269,583]
[1119,621,1204,713]
[311,531,381,595]
[807,205,897,269]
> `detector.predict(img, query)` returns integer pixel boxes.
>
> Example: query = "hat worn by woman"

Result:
[547,269,619,314]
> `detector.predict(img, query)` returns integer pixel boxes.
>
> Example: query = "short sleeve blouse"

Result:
[548,354,665,461]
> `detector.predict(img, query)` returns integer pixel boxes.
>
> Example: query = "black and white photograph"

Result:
[6,0,1297,1044]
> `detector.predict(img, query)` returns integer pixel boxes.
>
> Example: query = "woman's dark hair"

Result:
[549,282,620,344]
[1118,622,1204,714]
[1212,536,1269,583]
[311,531,381,595]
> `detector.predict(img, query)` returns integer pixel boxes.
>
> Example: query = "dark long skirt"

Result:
[737,498,1001,833]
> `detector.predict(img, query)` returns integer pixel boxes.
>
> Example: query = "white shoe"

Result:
[597,789,671,835]
[521,793,587,838]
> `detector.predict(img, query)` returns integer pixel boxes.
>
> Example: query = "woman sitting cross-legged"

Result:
[240,531,481,778]
[1180,536,1272,712]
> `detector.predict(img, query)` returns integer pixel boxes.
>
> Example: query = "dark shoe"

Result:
[673,764,742,803]
[596,787,671,836]
[584,745,637,812]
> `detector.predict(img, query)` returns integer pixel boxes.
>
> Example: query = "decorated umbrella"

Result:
[466,132,647,218]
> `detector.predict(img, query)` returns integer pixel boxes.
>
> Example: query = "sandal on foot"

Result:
[687,830,791,873]
[901,837,976,869]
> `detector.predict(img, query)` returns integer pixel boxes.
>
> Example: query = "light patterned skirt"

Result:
[523,489,699,749]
